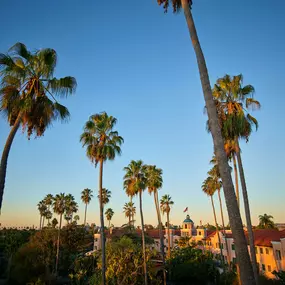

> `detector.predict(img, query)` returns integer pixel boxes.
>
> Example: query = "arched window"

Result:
[185,224,187,229]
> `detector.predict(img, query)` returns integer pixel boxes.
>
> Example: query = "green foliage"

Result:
[167,247,220,285]
[94,236,159,285]
[257,214,276,229]
[9,225,92,284]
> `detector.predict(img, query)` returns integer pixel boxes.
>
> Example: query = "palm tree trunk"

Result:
[108,220,110,228]
[0,112,22,211]
[84,203,87,226]
[42,217,45,228]
[235,138,259,285]
[180,2,255,284]
[139,191,148,285]
[154,191,166,285]
[233,154,240,208]
[55,213,62,275]
[39,215,42,230]
[99,159,106,285]
[210,195,224,266]
[166,211,171,259]
[218,189,230,265]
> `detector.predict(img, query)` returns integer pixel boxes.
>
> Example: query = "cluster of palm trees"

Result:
[0,1,266,284]
[202,74,261,282]
[123,160,174,285]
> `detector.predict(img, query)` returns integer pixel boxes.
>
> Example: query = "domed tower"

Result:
[181,214,196,237]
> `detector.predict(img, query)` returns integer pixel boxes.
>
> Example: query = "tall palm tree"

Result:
[145,165,166,285]
[37,200,47,229]
[156,3,255,284]
[65,194,78,223]
[258,214,275,229]
[209,157,230,264]
[52,218,58,228]
[53,193,67,275]
[80,112,123,285]
[42,210,52,228]
[105,208,114,228]
[202,177,224,265]
[213,74,260,283]
[44,194,54,225]
[0,43,76,211]
[98,188,111,206]
[81,188,93,226]
[160,194,174,259]
[123,160,148,285]
[123,202,136,226]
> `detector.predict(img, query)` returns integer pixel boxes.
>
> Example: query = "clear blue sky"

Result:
[1,0,284,228]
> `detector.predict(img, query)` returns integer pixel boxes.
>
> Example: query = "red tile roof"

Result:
[248,229,284,247]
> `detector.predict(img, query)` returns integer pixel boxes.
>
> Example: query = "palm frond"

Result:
[8,42,31,61]
[47,77,77,98]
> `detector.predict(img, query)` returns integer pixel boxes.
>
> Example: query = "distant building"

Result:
[93,214,285,279]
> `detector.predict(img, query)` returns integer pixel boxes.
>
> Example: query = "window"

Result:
[198,231,201,235]
[216,243,218,248]
[276,250,281,260]
[262,264,265,271]
[232,257,237,264]
[232,244,235,251]
[220,243,223,249]
[185,224,188,229]
[95,238,98,242]
[255,247,258,254]
[260,248,263,254]
[265,248,269,255]
[268,265,272,272]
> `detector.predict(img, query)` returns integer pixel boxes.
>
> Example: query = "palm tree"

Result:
[258,214,275,229]
[44,194,53,225]
[145,165,166,284]
[53,193,67,275]
[156,3,255,283]
[160,194,174,259]
[202,177,224,265]
[65,194,78,223]
[98,188,111,206]
[43,210,52,228]
[209,157,230,264]
[123,160,148,285]
[80,112,123,285]
[123,202,136,226]
[0,43,76,210]
[52,218,58,228]
[213,74,260,283]
[81,188,93,226]
[105,208,114,228]
[37,200,47,229]
[73,215,80,225]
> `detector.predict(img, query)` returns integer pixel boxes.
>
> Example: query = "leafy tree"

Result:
[81,188,93,226]
[94,236,159,285]
[53,193,67,274]
[80,112,123,285]
[0,43,76,210]
[43,210,52,228]
[177,236,190,248]
[105,208,114,228]
[160,194,174,259]
[145,165,166,284]
[257,214,275,229]
[123,160,148,285]
[167,246,220,285]
[213,74,260,282]
[156,2,254,283]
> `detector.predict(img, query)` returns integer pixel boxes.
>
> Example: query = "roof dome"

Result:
[183,214,194,224]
